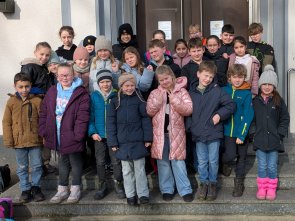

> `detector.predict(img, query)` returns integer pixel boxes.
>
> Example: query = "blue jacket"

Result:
[106,90,153,160]
[187,79,236,142]
[88,88,117,138]
[223,82,254,141]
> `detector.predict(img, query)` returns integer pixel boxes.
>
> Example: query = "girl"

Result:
[107,73,153,206]
[147,65,194,202]
[252,65,289,200]
[120,46,154,93]
[229,36,260,95]
[73,47,90,93]
[172,39,191,68]
[39,63,90,204]
[90,36,120,93]
[56,26,77,63]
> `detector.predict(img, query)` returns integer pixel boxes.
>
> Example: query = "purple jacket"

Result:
[39,85,90,155]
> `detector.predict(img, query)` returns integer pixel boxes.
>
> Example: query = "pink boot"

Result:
[266,178,278,200]
[256,177,268,200]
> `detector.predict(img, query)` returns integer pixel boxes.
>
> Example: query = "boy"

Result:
[181,37,205,89]
[187,61,235,201]
[88,69,125,200]
[2,73,45,203]
[219,24,235,59]
[221,64,254,197]
[188,24,206,45]
[247,22,276,76]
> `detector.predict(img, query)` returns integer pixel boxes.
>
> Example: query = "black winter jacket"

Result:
[106,90,153,160]
[56,44,77,62]
[181,60,200,90]
[187,80,236,142]
[112,37,138,61]
[252,95,290,152]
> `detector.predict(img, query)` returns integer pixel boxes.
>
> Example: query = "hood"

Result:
[204,49,222,60]
[150,54,174,67]
[234,81,251,90]
[158,76,187,93]
[57,77,83,92]
[190,77,218,93]
[20,57,43,66]
[172,52,190,60]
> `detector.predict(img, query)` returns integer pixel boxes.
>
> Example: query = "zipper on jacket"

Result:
[230,88,236,137]
[241,123,247,135]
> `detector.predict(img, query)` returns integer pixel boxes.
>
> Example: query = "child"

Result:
[204,35,229,87]
[88,69,125,200]
[2,73,45,203]
[181,37,205,89]
[252,65,289,200]
[56,26,77,63]
[120,46,154,92]
[222,64,254,197]
[187,61,235,201]
[144,30,172,65]
[73,47,91,93]
[90,36,120,93]
[107,73,153,206]
[47,50,61,85]
[247,23,276,76]
[21,42,52,94]
[83,35,97,60]
[112,23,139,60]
[219,24,235,59]
[39,63,90,204]
[229,36,260,95]
[188,24,206,45]
[147,65,194,202]
[172,39,191,68]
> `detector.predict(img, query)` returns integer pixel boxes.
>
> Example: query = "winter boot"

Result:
[19,189,32,203]
[31,186,45,202]
[50,185,70,204]
[94,181,107,200]
[114,180,126,199]
[66,185,81,204]
[256,177,268,200]
[232,177,245,197]
[206,182,217,201]
[220,163,232,177]
[197,183,208,200]
[266,178,278,200]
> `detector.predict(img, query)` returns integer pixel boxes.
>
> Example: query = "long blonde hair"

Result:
[91,51,116,69]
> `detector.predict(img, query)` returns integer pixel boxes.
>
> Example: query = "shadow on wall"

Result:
[2,1,21,20]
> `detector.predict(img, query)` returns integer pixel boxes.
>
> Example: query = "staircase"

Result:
[2,136,295,219]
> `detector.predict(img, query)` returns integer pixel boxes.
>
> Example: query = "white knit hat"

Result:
[258,65,278,88]
[95,36,112,52]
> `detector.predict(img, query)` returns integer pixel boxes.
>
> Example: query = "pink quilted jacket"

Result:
[147,76,193,160]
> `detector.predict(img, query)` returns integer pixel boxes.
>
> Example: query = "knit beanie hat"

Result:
[258,65,278,88]
[96,69,113,83]
[95,36,112,52]
[73,47,89,61]
[47,50,61,66]
[83,35,96,47]
[118,72,136,88]
[118,23,133,39]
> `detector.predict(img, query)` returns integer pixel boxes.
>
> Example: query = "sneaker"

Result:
[114,180,126,199]
[139,196,149,204]
[127,196,138,206]
[197,183,208,200]
[182,193,194,202]
[66,185,81,204]
[19,189,32,203]
[31,186,45,202]
[50,185,69,204]
[93,181,107,200]
[162,193,174,201]
[207,182,217,201]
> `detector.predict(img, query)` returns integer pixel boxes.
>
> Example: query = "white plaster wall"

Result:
[288,1,295,133]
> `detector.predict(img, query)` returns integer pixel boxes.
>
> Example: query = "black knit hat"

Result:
[83,35,97,47]
[118,23,133,39]
[96,69,113,83]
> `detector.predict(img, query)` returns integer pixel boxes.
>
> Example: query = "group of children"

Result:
[2,22,290,206]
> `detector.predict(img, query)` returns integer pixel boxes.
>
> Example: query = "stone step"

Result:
[2,183,295,218]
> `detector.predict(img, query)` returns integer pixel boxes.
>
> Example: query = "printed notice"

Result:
[158,21,172,40]
[210,20,224,36]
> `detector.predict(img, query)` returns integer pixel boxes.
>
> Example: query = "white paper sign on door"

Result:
[210,20,224,36]
[158,21,172,40]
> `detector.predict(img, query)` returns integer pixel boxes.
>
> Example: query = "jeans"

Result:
[223,136,249,177]
[256,149,278,179]
[196,139,220,183]
[95,139,122,182]
[15,147,43,191]
[121,157,149,198]
[157,135,192,197]
[59,152,83,186]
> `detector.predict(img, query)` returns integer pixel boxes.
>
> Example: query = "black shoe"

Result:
[114,180,126,199]
[206,182,217,201]
[139,196,149,204]
[221,163,232,177]
[162,193,174,201]
[127,196,138,206]
[94,181,107,200]
[31,186,45,202]
[19,189,32,203]
[182,193,194,202]
[197,183,208,200]
[232,177,245,197]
